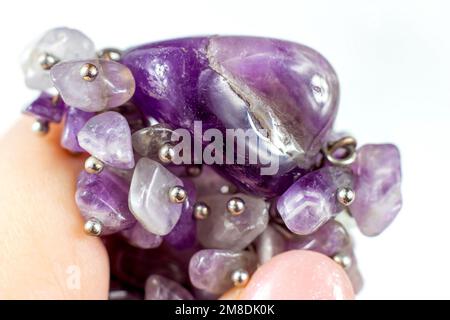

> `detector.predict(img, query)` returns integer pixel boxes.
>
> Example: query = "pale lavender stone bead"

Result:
[197,193,269,250]
[351,144,402,236]
[190,165,237,197]
[50,59,135,112]
[121,223,163,249]
[164,179,197,250]
[61,106,94,152]
[22,27,96,90]
[287,219,350,256]
[132,124,174,158]
[255,224,286,264]
[145,275,193,300]
[78,111,135,169]
[75,169,136,234]
[277,166,354,235]
[189,249,257,294]
[129,158,183,236]
[23,92,65,123]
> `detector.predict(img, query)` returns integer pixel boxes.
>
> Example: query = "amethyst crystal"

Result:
[121,36,339,197]
[189,249,257,294]
[145,275,193,300]
[61,106,94,152]
[255,224,286,264]
[23,92,65,123]
[277,166,354,235]
[121,222,162,249]
[75,169,136,234]
[350,144,402,236]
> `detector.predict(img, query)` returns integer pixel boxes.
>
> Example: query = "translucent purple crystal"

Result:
[255,224,286,264]
[287,220,350,256]
[61,106,94,152]
[23,92,65,123]
[189,249,257,294]
[121,222,162,249]
[277,166,354,235]
[132,124,174,158]
[121,36,339,197]
[145,275,193,300]
[351,144,402,236]
[78,111,135,169]
[75,169,136,234]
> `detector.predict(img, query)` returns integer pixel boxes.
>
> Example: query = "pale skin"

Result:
[0,117,353,300]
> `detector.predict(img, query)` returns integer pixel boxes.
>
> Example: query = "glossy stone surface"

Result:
[22,27,96,90]
[351,144,402,236]
[51,59,135,112]
[132,124,174,158]
[145,275,193,300]
[277,166,354,235]
[288,220,350,256]
[75,169,135,234]
[255,224,286,264]
[121,222,162,249]
[190,165,237,197]
[129,158,183,236]
[197,193,269,250]
[189,249,257,294]
[121,36,339,197]
[78,111,135,169]
[23,93,65,123]
[164,179,197,249]
[61,107,94,152]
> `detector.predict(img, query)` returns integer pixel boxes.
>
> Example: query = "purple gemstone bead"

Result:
[121,222,163,249]
[78,111,135,169]
[255,224,286,264]
[351,144,402,236]
[61,106,94,152]
[189,249,257,294]
[164,179,197,250]
[122,36,339,197]
[287,220,350,256]
[145,275,193,300]
[75,169,136,234]
[277,166,354,235]
[23,92,65,123]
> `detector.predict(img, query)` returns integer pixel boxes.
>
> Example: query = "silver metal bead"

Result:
[80,63,99,81]
[231,269,249,287]
[193,202,210,220]
[38,52,59,70]
[227,197,245,216]
[84,218,103,236]
[333,253,352,269]
[186,165,202,177]
[84,156,104,174]
[336,187,355,206]
[97,48,122,61]
[31,119,49,135]
[169,186,187,203]
[158,143,175,163]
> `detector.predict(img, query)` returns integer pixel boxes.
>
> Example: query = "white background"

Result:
[1,0,449,299]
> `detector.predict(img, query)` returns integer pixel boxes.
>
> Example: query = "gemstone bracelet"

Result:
[21,27,402,299]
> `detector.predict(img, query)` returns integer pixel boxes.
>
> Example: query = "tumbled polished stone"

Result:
[75,169,135,234]
[255,224,286,264]
[51,59,135,112]
[132,124,174,158]
[277,166,354,235]
[189,249,257,294]
[351,144,402,236]
[121,36,339,197]
[121,222,162,249]
[164,179,197,249]
[61,106,94,152]
[22,27,96,90]
[145,275,193,300]
[197,193,269,250]
[129,158,183,236]
[287,220,350,256]
[190,165,237,197]
[78,111,135,169]
[23,92,65,123]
